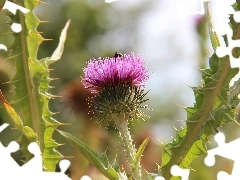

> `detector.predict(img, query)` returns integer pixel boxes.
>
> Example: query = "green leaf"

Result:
[0,90,37,142]
[50,19,71,61]
[1,0,69,171]
[132,137,149,172]
[57,129,119,180]
[0,10,14,56]
[160,54,239,180]
[160,3,240,177]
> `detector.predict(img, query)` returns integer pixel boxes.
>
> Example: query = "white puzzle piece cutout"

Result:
[210,0,240,69]
[204,132,240,180]
[216,28,240,68]
[2,0,29,34]
[154,176,165,180]
[0,141,20,173]
[0,1,30,51]
[0,124,71,180]
[20,142,42,174]
[171,165,190,180]
[2,0,29,15]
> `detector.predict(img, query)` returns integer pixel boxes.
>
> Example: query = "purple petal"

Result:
[82,53,148,91]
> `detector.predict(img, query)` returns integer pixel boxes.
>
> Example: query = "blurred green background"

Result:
[1,0,240,179]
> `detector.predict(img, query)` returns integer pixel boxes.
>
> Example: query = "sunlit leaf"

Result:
[132,137,149,172]
[1,0,69,171]
[57,129,119,180]
[160,54,239,180]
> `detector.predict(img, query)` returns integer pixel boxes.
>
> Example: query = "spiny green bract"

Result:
[89,84,149,126]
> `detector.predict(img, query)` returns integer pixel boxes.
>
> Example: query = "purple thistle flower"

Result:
[82,53,148,92]
[82,52,149,125]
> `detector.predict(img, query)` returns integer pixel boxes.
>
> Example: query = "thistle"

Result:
[82,52,149,179]
[82,53,149,123]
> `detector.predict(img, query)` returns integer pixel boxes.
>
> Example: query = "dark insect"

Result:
[114,52,123,59]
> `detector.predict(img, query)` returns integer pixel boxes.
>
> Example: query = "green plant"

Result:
[0,1,240,180]
[0,0,70,171]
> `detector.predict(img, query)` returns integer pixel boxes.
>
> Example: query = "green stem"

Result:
[113,113,142,180]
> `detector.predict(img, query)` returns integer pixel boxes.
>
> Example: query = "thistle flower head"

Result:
[82,53,148,92]
[82,52,149,125]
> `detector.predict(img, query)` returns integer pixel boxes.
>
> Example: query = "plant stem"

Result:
[113,113,142,180]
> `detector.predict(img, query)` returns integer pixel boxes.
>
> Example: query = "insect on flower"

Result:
[114,52,123,60]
